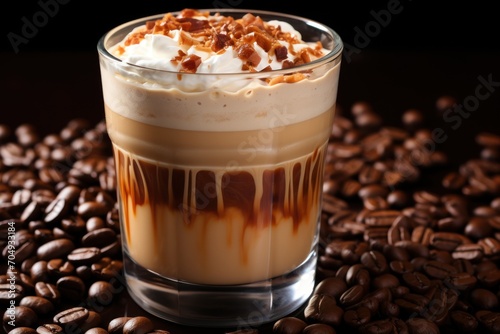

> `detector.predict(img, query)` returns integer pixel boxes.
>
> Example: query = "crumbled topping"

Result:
[116,8,325,81]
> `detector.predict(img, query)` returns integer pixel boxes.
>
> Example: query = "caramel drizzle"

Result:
[115,145,325,262]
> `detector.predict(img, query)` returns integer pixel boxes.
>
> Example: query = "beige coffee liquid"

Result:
[105,106,334,284]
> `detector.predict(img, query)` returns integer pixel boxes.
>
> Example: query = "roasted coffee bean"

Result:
[2,305,38,328]
[389,260,414,275]
[362,210,399,227]
[449,310,478,332]
[108,316,132,334]
[387,224,410,245]
[0,283,24,306]
[30,260,50,283]
[340,284,366,307]
[61,217,87,235]
[302,323,335,334]
[19,295,54,315]
[78,201,109,219]
[84,329,109,334]
[446,272,477,291]
[452,243,484,262]
[394,240,430,258]
[56,275,86,301]
[428,249,453,264]
[88,280,115,306]
[360,250,387,275]
[47,258,75,278]
[372,273,399,289]
[395,293,429,315]
[33,228,54,243]
[122,316,154,334]
[410,226,432,246]
[313,277,347,300]
[477,268,500,288]
[80,310,103,332]
[82,227,116,248]
[36,324,64,334]
[470,288,499,309]
[272,317,307,334]
[358,319,393,334]
[422,260,457,279]
[346,264,370,287]
[304,294,344,326]
[343,306,371,328]
[37,238,75,261]
[401,271,432,293]
[44,198,70,224]
[476,310,500,333]
[53,306,89,326]
[478,237,500,257]
[86,216,107,232]
[67,247,101,266]
[35,281,60,304]
[441,171,467,190]
[405,317,439,334]
[91,258,123,280]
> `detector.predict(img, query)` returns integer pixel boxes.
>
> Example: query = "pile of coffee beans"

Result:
[1,98,500,334]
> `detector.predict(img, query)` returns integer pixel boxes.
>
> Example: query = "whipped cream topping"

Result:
[112,9,325,76]
[100,9,342,131]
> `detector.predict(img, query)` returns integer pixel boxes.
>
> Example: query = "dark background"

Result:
[1,0,499,53]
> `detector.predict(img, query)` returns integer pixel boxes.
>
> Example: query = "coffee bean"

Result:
[446,272,477,291]
[476,310,500,333]
[452,243,484,262]
[422,260,457,280]
[340,284,366,307]
[449,310,478,332]
[470,288,499,309]
[82,227,116,248]
[37,238,75,261]
[88,280,115,306]
[35,281,60,304]
[343,306,371,328]
[122,316,154,334]
[47,258,75,278]
[304,294,344,326]
[395,293,429,315]
[389,260,414,275]
[358,319,393,334]
[313,277,347,300]
[108,316,132,334]
[0,283,24,306]
[53,306,89,326]
[360,250,387,275]
[56,275,86,301]
[36,324,64,334]
[401,271,431,293]
[2,305,38,328]
[67,247,101,266]
[372,273,399,290]
[19,296,54,315]
[272,317,307,334]
[301,323,336,334]
[405,317,439,334]
[44,198,70,224]
[81,310,103,332]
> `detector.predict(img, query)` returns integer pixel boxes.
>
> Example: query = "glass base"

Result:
[123,249,317,328]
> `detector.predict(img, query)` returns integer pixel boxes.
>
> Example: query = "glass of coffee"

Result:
[97,8,342,327]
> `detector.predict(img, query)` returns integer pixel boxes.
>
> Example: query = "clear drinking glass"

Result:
[97,8,342,327]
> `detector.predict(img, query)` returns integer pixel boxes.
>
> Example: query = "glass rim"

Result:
[97,8,343,77]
